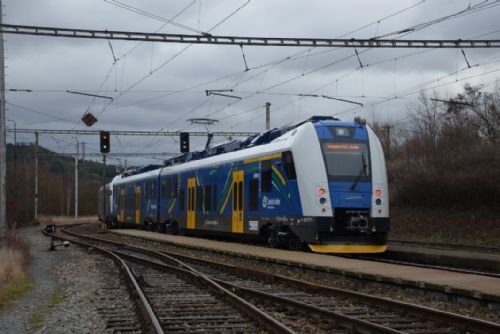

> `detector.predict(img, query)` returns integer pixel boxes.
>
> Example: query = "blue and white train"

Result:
[98,116,389,253]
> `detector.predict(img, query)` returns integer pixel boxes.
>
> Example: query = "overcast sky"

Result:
[4,0,500,166]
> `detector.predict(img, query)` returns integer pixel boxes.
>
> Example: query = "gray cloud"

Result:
[4,0,500,165]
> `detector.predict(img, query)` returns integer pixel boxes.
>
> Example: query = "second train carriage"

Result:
[100,116,390,253]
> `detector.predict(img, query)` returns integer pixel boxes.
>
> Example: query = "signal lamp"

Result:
[180,132,190,153]
[318,188,326,196]
[375,189,382,197]
[100,131,110,153]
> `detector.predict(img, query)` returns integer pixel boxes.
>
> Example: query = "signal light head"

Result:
[100,131,110,153]
[318,188,326,196]
[375,189,382,197]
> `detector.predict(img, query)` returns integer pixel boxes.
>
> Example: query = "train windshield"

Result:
[321,142,370,181]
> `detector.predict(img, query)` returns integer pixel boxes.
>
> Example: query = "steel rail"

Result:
[113,249,400,334]
[358,256,500,279]
[389,240,500,254]
[61,228,398,333]
[113,250,295,334]
[2,24,500,48]
[156,248,500,334]
[61,228,500,334]
[44,231,163,334]
[58,228,294,334]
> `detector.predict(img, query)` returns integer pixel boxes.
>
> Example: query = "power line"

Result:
[5,128,257,137]
[94,0,252,119]
[104,0,203,35]
[374,0,500,39]
[49,152,179,158]
[97,1,431,125]
[3,24,499,48]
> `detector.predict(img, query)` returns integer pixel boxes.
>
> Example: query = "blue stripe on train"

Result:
[329,181,372,209]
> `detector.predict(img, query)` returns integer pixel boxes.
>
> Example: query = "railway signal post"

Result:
[100,131,110,228]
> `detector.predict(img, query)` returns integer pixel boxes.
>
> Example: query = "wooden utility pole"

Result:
[0,0,6,238]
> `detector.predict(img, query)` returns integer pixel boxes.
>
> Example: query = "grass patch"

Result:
[0,230,32,313]
[30,290,65,330]
[0,275,34,313]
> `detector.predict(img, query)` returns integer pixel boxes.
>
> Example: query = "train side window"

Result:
[205,185,212,213]
[249,179,259,211]
[151,181,156,200]
[189,188,193,211]
[196,186,203,211]
[238,181,243,210]
[161,179,167,199]
[233,183,237,210]
[282,151,297,180]
[167,178,172,199]
[173,177,178,199]
[212,185,217,211]
[179,188,185,211]
[261,160,272,193]
[135,190,140,209]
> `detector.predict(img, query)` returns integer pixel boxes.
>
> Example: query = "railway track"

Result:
[50,228,289,333]
[389,240,500,254]
[361,240,500,278]
[357,255,500,279]
[55,225,500,334]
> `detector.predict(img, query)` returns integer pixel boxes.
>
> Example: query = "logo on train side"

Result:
[262,196,281,209]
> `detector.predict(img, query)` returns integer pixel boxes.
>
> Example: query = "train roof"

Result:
[163,116,342,168]
[109,116,366,183]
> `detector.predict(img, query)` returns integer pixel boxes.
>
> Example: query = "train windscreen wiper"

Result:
[350,153,367,191]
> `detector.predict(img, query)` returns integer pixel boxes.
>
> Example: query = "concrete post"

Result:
[265,102,271,130]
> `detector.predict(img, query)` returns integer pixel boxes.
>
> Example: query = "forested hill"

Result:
[6,143,121,224]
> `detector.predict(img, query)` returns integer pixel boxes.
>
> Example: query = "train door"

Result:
[119,188,125,223]
[135,185,141,224]
[187,178,196,229]
[232,170,244,233]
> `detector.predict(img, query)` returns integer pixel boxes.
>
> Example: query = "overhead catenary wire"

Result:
[93,0,252,119]
[103,0,204,35]
[8,2,500,161]
[99,0,432,124]
[181,1,500,129]
[373,0,500,39]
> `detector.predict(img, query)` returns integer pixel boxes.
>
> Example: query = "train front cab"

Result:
[293,120,389,253]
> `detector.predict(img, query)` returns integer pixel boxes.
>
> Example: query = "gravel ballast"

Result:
[0,225,112,333]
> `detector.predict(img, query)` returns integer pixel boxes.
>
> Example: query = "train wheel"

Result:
[267,229,279,248]
[288,237,302,251]
[171,221,179,235]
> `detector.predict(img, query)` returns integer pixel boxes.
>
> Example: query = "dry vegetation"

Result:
[0,230,32,312]
[373,83,500,245]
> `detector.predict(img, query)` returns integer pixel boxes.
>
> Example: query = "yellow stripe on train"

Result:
[244,153,282,164]
[308,244,387,253]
